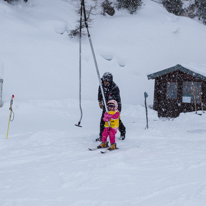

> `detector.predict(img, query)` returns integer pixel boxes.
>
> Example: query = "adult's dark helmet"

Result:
[102,72,113,82]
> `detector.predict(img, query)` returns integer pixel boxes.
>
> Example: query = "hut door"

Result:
[158,82,179,118]
[165,82,179,117]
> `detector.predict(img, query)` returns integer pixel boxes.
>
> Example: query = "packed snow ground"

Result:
[1,0,206,205]
[1,99,206,206]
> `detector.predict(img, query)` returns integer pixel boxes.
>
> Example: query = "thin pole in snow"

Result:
[192,83,202,116]
[81,0,108,113]
[6,95,14,139]
[198,88,204,114]
[144,92,149,129]
[75,0,109,128]
[75,1,83,127]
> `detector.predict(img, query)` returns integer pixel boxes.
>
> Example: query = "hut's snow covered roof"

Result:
[147,64,206,81]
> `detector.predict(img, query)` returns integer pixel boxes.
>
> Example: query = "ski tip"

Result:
[88,148,97,151]
[101,151,106,154]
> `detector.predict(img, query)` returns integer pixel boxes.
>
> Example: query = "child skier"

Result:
[97,100,120,150]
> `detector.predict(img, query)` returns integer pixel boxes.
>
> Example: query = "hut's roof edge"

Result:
[147,64,206,81]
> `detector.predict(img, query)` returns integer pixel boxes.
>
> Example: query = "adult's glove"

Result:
[99,101,104,109]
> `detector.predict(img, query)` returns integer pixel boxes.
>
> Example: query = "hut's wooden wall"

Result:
[153,71,206,118]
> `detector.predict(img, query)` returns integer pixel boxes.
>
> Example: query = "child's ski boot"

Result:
[97,142,108,149]
[108,143,117,150]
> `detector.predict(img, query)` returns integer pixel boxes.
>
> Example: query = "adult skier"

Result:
[97,72,126,141]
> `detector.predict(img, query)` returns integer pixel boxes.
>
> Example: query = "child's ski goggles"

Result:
[107,104,115,109]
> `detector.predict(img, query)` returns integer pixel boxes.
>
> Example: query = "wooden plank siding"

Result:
[152,70,206,118]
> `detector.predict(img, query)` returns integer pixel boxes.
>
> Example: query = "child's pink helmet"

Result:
[107,100,118,111]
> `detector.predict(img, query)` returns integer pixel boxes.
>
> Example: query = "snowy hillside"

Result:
[1,0,206,205]
[1,0,206,104]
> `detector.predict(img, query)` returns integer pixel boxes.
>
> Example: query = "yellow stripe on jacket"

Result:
[105,111,120,129]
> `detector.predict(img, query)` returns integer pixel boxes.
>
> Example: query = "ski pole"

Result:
[6,95,14,139]
[144,92,149,129]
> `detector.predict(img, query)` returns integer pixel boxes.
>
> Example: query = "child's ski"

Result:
[88,147,118,153]
[100,148,110,154]
[88,148,98,151]
[100,148,118,154]
[88,147,109,151]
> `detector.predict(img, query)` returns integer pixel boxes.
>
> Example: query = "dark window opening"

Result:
[167,82,178,99]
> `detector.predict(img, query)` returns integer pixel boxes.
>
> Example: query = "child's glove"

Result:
[103,112,112,122]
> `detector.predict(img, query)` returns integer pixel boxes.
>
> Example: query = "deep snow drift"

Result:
[0,0,206,205]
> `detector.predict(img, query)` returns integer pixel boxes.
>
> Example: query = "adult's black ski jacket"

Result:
[98,80,122,112]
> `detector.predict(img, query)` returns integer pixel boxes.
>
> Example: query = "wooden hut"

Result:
[147,64,206,118]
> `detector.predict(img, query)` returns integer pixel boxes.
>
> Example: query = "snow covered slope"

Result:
[0,0,206,205]
[1,0,206,104]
